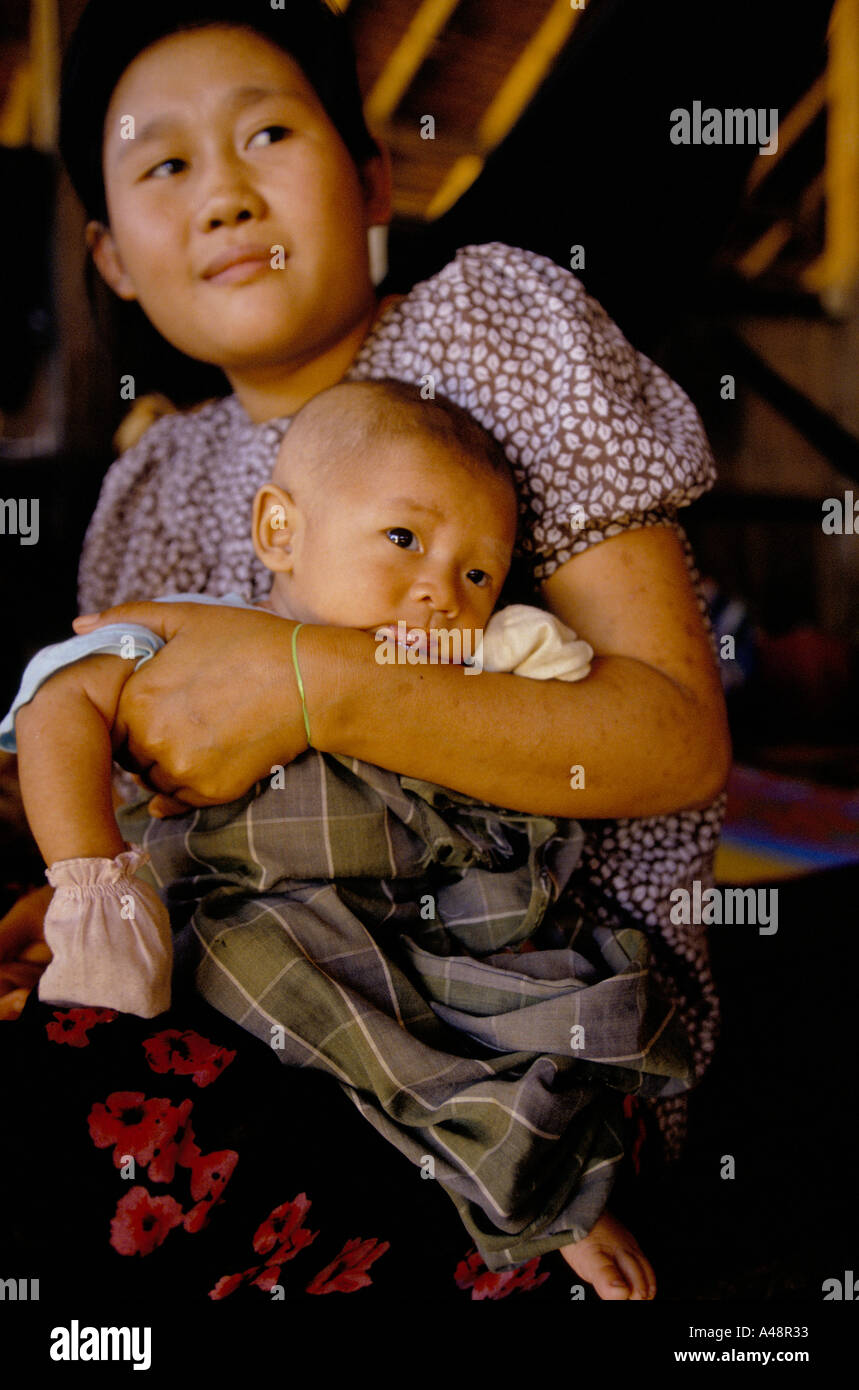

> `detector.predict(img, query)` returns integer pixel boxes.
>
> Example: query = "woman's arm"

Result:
[73,525,731,819]
[311,524,730,817]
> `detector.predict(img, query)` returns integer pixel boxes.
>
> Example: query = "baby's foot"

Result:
[559,1210,656,1300]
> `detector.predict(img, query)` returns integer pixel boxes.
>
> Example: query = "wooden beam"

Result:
[745,73,826,194]
[735,222,794,280]
[29,0,59,151]
[0,54,31,145]
[803,0,859,312]
[364,0,461,128]
[426,0,584,219]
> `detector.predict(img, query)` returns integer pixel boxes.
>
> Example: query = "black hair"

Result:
[58,0,381,410]
[59,0,379,225]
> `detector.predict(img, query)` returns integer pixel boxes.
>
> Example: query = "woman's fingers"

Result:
[73,602,186,640]
[132,761,179,797]
[0,885,52,961]
[147,793,194,818]
[19,941,52,964]
[0,888,52,1014]
[0,960,45,991]
[117,606,306,800]
[76,602,313,804]
[0,987,31,1021]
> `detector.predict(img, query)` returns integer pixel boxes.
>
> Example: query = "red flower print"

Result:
[46,1007,118,1047]
[177,1117,202,1169]
[143,1030,236,1087]
[88,1092,175,1168]
[454,1248,550,1299]
[183,1149,239,1233]
[622,1094,648,1176]
[110,1186,184,1257]
[305,1237,390,1295]
[147,1099,196,1184]
[191,1148,239,1205]
[455,1249,485,1288]
[208,1194,319,1300]
[209,1267,264,1301]
[252,1193,316,1259]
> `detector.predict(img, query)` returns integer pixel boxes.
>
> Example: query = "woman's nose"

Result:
[196,161,267,232]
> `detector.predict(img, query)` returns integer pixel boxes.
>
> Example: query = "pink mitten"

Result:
[38,847,172,1018]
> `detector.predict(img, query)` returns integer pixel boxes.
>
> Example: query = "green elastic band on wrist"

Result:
[291,622,313,748]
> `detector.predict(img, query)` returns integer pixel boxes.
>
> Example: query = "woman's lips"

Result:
[204,256,272,286]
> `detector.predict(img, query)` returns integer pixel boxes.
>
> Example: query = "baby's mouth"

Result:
[369,618,442,637]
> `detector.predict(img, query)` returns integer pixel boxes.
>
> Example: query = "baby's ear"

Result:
[252,483,297,572]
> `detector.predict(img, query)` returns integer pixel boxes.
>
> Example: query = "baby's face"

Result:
[260,437,517,635]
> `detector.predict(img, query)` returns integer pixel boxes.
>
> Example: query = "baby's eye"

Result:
[146,157,187,179]
[385,527,419,551]
[466,568,491,587]
[249,125,291,149]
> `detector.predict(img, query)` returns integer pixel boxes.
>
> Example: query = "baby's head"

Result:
[252,379,518,636]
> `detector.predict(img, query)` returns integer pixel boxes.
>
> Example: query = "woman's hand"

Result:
[73,603,313,808]
[73,526,732,821]
[0,885,53,1020]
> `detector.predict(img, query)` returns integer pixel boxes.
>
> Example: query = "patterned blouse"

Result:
[78,242,725,1152]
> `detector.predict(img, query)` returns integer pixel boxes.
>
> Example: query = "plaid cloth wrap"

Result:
[119,751,693,1271]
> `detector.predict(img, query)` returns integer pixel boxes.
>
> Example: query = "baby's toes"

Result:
[616,1246,656,1300]
[591,1251,633,1300]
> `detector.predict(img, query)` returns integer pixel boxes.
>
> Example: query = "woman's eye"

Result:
[385,528,419,550]
[146,157,187,179]
[249,125,291,149]
[466,568,491,587]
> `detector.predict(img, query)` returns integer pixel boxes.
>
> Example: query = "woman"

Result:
[0,0,730,1303]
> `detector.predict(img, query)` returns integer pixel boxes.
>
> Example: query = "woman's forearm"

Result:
[300,625,731,819]
[71,532,731,817]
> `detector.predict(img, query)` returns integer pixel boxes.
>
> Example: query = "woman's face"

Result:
[92,25,389,376]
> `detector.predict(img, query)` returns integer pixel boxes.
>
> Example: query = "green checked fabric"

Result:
[119,751,693,1271]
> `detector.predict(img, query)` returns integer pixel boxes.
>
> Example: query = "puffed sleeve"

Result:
[77,395,277,615]
[353,242,716,581]
[77,411,177,616]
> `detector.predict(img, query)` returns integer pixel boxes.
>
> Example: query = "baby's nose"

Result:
[410,570,458,616]
[405,561,455,606]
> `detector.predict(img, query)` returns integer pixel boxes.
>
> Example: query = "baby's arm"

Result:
[15,653,133,864]
[14,654,173,1019]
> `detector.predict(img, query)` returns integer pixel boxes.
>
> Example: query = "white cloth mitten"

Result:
[477,604,593,681]
[38,847,173,1018]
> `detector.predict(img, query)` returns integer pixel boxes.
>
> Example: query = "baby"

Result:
[1,379,593,1017]
[2,379,687,1290]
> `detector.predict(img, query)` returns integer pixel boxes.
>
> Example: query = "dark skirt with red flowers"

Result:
[1,981,649,1305]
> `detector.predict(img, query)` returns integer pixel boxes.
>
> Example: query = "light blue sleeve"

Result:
[0,590,256,752]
